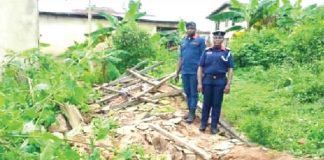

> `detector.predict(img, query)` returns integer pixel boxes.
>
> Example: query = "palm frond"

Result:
[225,25,245,32]
[208,11,244,22]
[98,12,119,28]
[230,0,243,9]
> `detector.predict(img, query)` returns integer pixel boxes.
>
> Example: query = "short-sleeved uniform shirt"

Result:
[180,35,206,74]
[199,47,234,85]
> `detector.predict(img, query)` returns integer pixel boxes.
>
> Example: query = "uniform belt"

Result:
[204,74,226,80]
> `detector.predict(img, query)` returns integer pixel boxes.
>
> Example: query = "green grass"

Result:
[222,67,324,157]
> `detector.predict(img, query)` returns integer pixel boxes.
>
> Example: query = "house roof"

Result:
[207,3,230,18]
[38,1,179,24]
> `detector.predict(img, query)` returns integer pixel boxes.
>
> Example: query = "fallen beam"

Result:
[149,124,211,160]
[127,69,158,86]
[106,62,163,87]
[60,104,84,129]
[151,89,183,100]
[134,72,176,99]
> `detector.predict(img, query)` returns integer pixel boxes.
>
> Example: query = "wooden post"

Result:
[149,124,211,160]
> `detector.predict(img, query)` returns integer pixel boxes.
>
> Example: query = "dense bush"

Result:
[230,7,324,69]
[0,50,99,159]
[112,23,156,72]
[287,20,324,65]
[223,6,324,157]
[229,28,288,68]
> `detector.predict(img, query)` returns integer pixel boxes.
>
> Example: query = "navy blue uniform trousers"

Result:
[182,74,198,111]
[201,81,226,129]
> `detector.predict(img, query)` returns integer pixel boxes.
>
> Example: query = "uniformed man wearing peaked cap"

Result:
[197,30,234,134]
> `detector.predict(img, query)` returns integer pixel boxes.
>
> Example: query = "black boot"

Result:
[199,126,206,132]
[186,110,195,124]
[211,128,218,135]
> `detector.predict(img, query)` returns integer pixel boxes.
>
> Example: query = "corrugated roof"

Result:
[38,0,180,23]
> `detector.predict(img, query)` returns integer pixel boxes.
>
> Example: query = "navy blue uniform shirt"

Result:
[199,47,234,74]
[180,35,206,74]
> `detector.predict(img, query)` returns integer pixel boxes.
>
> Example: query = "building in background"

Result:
[207,2,247,46]
[38,2,180,54]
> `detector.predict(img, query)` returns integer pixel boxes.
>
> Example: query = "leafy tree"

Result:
[207,0,315,31]
[208,0,280,31]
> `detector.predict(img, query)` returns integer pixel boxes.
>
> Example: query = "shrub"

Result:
[229,28,288,68]
[112,23,156,72]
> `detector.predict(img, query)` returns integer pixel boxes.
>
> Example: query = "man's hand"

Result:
[224,84,231,94]
[174,73,180,83]
[198,84,203,93]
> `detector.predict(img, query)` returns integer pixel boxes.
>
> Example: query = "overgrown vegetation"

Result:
[1,0,323,158]
[222,5,324,157]
[0,0,162,159]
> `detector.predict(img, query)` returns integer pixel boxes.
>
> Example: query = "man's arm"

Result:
[197,66,203,92]
[200,38,207,54]
[175,57,182,82]
[224,68,233,94]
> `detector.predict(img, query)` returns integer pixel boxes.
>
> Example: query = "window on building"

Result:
[232,21,235,26]
[225,20,229,27]
[215,21,220,30]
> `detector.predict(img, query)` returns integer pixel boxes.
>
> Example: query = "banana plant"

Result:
[276,0,318,31]
[87,0,145,47]
[208,0,280,31]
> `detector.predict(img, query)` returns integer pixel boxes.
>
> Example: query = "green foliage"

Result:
[224,6,324,157]
[177,19,186,37]
[147,33,178,79]
[223,65,324,156]
[208,0,281,30]
[112,24,156,72]
[158,30,180,49]
[286,17,324,64]
[230,7,324,68]
[113,145,152,160]
[92,117,119,140]
[124,0,146,22]
[0,49,102,159]
[229,28,287,68]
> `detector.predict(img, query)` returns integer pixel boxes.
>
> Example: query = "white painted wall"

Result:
[39,15,102,54]
[0,0,39,59]
[39,15,175,54]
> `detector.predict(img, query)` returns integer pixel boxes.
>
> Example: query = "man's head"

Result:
[186,21,196,37]
[212,30,225,47]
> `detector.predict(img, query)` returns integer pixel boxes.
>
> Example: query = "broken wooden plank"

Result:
[111,60,147,81]
[106,62,163,87]
[149,124,211,160]
[127,69,158,86]
[96,94,119,104]
[151,89,183,100]
[102,86,157,103]
[107,99,141,110]
[139,97,158,103]
[60,104,84,129]
[102,87,129,97]
[134,72,176,99]
[138,62,163,74]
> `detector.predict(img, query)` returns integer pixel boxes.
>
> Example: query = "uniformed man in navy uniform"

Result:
[175,22,206,123]
[197,30,234,134]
